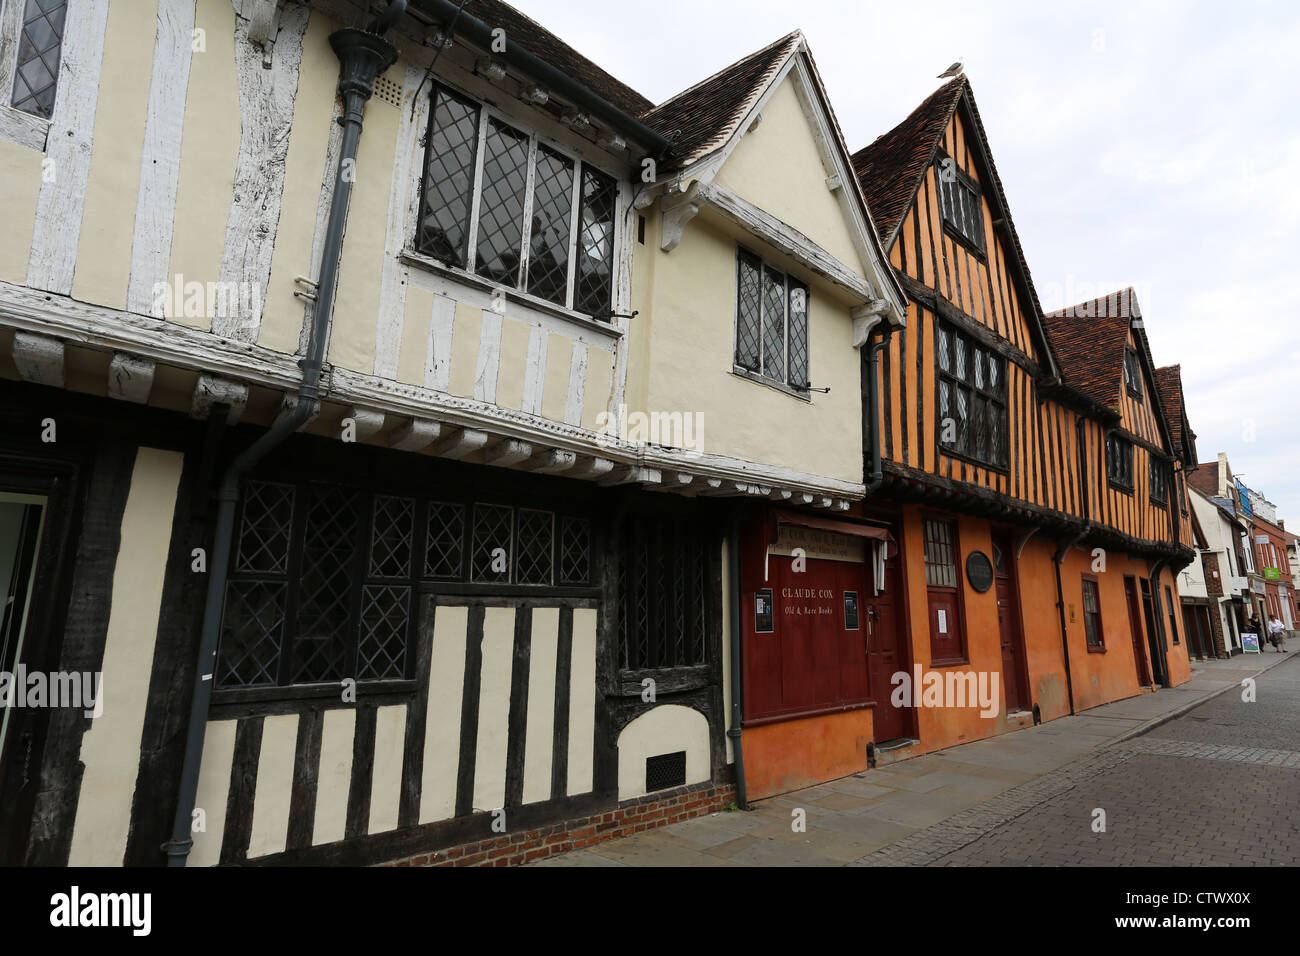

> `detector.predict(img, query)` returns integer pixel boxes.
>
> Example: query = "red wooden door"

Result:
[866,549,909,742]
[1124,576,1152,686]
[992,533,1027,714]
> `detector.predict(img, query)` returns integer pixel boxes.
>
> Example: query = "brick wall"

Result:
[1202,552,1227,658]
[382,781,738,868]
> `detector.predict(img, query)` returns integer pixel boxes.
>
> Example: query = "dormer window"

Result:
[935,153,985,254]
[1123,348,1142,398]
[417,84,617,319]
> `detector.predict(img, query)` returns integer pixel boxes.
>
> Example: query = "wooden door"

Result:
[1124,576,1152,686]
[866,546,909,742]
[1140,579,1167,685]
[991,532,1027,714]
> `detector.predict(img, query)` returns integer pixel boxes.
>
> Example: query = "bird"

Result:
[938,58,964,78]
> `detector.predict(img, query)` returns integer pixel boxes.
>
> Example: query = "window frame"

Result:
[934,151,986,256]
[1106,432,1135,492]
[1081,573,1105,652]
[0,0,64,151]
[1164,584,1180,645]
[732,245,811,395]
[1123,348,1143,399]
[935,320,1009,471]
[215,479,596,700]
[415,82,620,321]
[922,513,968,665]
[1149,455,1169,505]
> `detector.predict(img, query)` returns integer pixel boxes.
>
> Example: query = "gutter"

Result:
[163,15,401,866]
[1052,523,1089,716]
[409,0,672,162]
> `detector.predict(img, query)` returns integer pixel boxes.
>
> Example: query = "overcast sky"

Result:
[523,0,1300,525]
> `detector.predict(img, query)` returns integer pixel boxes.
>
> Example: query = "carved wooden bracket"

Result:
[660,180,702,252]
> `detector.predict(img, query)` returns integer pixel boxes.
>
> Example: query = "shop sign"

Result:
[966,551,994,593]
[1264,567,1281,580]
[771,526,864,563]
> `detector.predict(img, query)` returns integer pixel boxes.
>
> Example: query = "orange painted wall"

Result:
[742,708,873,800]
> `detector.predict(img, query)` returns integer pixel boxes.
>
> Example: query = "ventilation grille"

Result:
[645,751,687,793]
[373,75,403,108]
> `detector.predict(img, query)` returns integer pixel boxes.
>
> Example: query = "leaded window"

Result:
[936,153,985,253]
[418,84,617,318]
[617,510,713,671]
[1082,576,1103,648]
[10,0,67,120]
[734,247,809,390]
[218,482,592,690]
[937,321,1008,469]
[1123,348,1142,398]
[1106,432,1134,491]
[1149,457,1169,505]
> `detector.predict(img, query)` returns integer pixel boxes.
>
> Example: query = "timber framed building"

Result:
[0,0,1204,864]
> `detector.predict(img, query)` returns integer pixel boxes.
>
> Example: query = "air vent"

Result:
[645,751,687,793]
[373,75,403,108]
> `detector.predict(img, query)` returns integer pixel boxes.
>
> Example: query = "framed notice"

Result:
[843,591,860,630]
[1242,632,1261,654]
[755,588,774,633]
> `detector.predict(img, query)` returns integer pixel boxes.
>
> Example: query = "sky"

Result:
[521,0,1300,524]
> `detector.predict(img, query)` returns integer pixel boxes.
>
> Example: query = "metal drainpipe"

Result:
[163,19,400,866]
[863,324,895,496]
[1052,523,1089,716]
[727,509,748,810]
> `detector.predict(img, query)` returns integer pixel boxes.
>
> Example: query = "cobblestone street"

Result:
[931,655,1300,866]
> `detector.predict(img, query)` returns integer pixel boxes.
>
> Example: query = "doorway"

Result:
[1139,578,1167,686]
[865,538,910,743]
[1123,576,1152,686]
[991,531,1029,714]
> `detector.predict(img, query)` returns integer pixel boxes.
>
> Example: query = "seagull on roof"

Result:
[938,58,964,78]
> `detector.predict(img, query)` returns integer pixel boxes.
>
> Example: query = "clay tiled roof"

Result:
[1155,364,1195,456]
[850,78,965,244]
[1188,460,1225,499]
[640,32,802,172]
[1042,288,1140,408]
[447,1,654,117]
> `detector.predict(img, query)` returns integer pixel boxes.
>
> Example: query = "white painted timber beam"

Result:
[432,427,489,461]
[569,456,615,481]
[525,449,577,474]
[482,439,533,468]
[344,407,385,441]
[768,488,793,502]
[191,375,247,423]
[600,465,662,487]
[697,181,876,302]
[12,332,65,388]
[390,418,441,452]
[107,353,154,404]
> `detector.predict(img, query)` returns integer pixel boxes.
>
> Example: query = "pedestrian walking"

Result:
[1267,614,1287,652]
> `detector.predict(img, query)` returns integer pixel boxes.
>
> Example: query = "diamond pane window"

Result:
[734,248,809,391]
[559,516,591,584]
[236,481,294,574]
[787,281,809,388]
[935,153,985,252]
[619,509,714,671]
[370,495,413,578]
[525,144,576,305]
[574,165,616,316]
[1082,577,1103,648]
[425,501,465,578]
[11,0,66,120]
[471,503,513,583]
[761,266,785,382]
[418,87,481,267]
[475,117,530,285]
[219,580,286,687]
[291,486,360,684]
[735,250,762,371]
[358,584,409,680]
[515,509,554,585]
